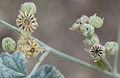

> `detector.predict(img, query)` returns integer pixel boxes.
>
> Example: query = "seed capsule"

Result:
[16,10,38,33]
[84,34,99,48]
[81,24,94,37]
[105,42,119,55]
[21,2,36,14]
[90,43,106,62]
[2,37,16,52]
[69,19,82,32]
[80,15,89,24]
[89,14,104,28]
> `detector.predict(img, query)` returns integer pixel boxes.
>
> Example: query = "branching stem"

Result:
[28,51,49,77]
[0,19,120,78]
[102,58,112,71]
[113,23,120,73]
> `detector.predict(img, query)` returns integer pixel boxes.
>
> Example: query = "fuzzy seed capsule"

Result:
[69,19,82,32]
[84,34,99,48]
[89,14,104,28]
[2,37,16,52]
[81,24,94,37]
[21,2,36,14]
[80,15,89,24]
[105,42,119,55]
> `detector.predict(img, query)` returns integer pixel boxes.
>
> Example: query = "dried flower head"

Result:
[17,44,32,59]
[16,10,38,33]
[28,39,43,57]
[17,32,30,46]
[16,33,43,60]
[90,43,105,62]
[16,39,43,60]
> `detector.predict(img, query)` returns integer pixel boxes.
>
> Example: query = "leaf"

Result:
[94,60,106,69]
[30,64,64,78]
[0,52,28,78]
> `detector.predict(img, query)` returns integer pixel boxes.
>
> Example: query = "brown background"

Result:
[0,0,120,78]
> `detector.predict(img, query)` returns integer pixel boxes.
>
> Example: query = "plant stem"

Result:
[28,51,49,77]
[113,52,119,73]
[32,36,120,78]
[113,24,120,73]
[102,58,112,71]
[0,19,21,33]
[0,19,120,78]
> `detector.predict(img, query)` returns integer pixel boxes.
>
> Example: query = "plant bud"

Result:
[2,37,16,52]
[21,2,36,14]
[81,24,94,37]
[69,19,82,32]
[80,15,89,24]
[84,34,99,48]
[105,42,119,55]
[89,14,104,28]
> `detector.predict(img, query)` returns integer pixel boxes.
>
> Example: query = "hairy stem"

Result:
[113,52,119,73]
[28,51,49,77]
[102,58,112,71]
[32,36,120,78]
[0,19,21,33]
[113,24,120,73]
[0,19,120,78]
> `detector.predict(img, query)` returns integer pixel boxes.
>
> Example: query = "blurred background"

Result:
[0,0,120,78]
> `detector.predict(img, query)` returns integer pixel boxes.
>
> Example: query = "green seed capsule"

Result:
[105,42,119,55]
[2,37,16,52]
[70,19,82,32]
[80,15,89,24]
[84,34,99,48]
[89,14,104,28]
[21,2,36,14]
[81,24,94,37]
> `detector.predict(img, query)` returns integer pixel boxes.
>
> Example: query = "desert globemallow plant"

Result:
[0,1,120,78]
[0,2,64,78]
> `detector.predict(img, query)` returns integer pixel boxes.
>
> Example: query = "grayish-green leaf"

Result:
[30,64,64,78]
[0,52,28,78]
